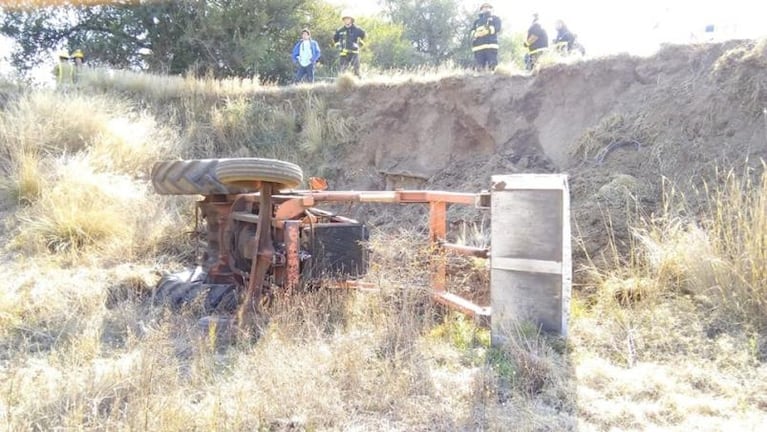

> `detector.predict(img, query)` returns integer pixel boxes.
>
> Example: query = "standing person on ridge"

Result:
[553,20,575,52]
[71,49,86,83]
[52,50,74,87]
[470,3,502,71]
[292,29,321,83]
[524,13,548,70]
[333,12,366,78]
[553,20,585,55]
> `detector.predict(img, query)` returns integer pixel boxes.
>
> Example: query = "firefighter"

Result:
[333,12,366,78]
[553,20,575,53]
[52,50,74,87]
[553,20,585,56]
[470,3,502,71]
[71,49,86,83]
[524,13,548,70]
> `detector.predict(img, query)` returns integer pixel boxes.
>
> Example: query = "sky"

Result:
[2,0,766,79]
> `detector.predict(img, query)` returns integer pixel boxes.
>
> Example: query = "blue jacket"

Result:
[291,39,321,65]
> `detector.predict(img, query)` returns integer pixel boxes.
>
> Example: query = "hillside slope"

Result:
[340,40,766,186]
[1,39,766,432]
[313,40,766,255]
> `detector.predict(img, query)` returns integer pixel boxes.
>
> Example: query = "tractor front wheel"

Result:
[214,158,303,190]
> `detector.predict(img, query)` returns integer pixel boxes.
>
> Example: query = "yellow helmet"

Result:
[71,49,84,59]
[57,50,70,59]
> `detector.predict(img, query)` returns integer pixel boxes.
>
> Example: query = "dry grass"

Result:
[10,155,190,263]
[1,63,767,431]
[0,234,573,431]
[620,167,767,325]
[0,89,190,264]
[82,68,267,101]
[571,166,767,430]
[570,113,658,161]
[711,39,767,114]
[337,61,496,86]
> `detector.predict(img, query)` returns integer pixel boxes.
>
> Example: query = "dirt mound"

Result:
[325,40,767,256]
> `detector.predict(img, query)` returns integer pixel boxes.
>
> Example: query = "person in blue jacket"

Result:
[292,29,321,83]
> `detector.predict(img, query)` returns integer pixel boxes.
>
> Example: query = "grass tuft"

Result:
[335,73,358,92]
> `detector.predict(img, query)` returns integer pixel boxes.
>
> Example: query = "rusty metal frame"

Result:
[201,186,492,326]
[279,189,491,322]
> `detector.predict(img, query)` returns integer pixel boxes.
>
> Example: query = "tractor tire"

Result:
[153,272,238,313]
[215,158,303,190]
[151,159,259,195]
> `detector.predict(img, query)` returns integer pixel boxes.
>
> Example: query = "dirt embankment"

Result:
[313,40,767,256]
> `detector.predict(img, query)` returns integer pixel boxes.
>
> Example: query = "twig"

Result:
[763,107,766,148]
[594,140,643,165]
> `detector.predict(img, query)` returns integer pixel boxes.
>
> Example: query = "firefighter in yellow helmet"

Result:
[333,12,366,77]
[470,3,502,70]
[52,50,74,87]
[71,49,85,63]
[71,49,86,83]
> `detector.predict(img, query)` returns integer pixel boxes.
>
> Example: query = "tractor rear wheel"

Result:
[152,271,238,313]
[151,159,260,195]
[215,158,303,190]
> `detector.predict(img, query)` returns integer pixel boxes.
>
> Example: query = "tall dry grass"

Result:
[82,68,266,101]
[0,89,190,264]
[1,63,766,431]
[571,166,767,430]
[0,80,573,429]
[0,228,576,431]
[599,168,767,327]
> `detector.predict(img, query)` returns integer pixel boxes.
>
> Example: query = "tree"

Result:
[382,0,469,65]
[0,0,341,83]
[355,17,419,70]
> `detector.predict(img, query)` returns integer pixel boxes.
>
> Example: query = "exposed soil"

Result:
[317,40,767,259]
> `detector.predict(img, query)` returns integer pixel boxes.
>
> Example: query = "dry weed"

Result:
[0,91,118,156]
[335,73,358,92]
[361,61,472,84]
[571,113,656,161]
[82,68,264,101]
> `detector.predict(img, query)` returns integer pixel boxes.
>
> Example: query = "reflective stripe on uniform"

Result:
[472,43,499,52]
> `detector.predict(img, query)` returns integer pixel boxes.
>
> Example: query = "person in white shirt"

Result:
[291,29,321,83]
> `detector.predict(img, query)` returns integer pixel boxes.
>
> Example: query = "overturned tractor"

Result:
[151,157,574,340]
[150,157,495,329]
[151,158,371,323]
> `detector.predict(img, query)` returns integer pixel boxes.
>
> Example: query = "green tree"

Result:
[382,0,468,65]
[0,0,340,83]
[355,16,419,70]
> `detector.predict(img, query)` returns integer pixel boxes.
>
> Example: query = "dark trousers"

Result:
[339,53,360,77]
[474,49,498,70]
[525,50,544,71]
[295,63,315,83]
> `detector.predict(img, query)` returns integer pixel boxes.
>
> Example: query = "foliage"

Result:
[382,0,471,65]
[355,16,420,70]
[0,0,341,83]
[498,32,527,69]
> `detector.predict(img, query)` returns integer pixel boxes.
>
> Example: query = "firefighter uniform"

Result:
[471,3,502,70]
[333,14,366,77]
